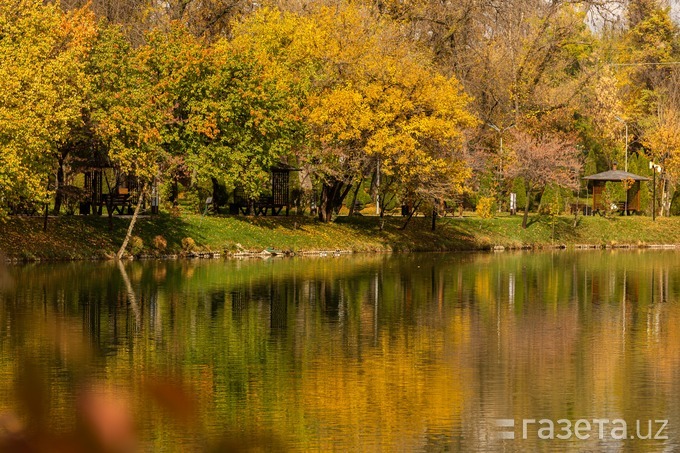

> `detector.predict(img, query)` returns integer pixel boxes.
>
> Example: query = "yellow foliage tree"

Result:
[232,5,476,222]
[0,0,95,215]
[642,107,680,216]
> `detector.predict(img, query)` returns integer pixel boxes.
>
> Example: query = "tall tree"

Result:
[642,108,680,217]
[232,5,475,222]
[0,0,95,216]
[186,38,301,207]
[86,24,172,254]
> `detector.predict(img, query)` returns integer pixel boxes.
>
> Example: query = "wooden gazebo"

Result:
[78,162,141,216]
[583,166,649,214]
[230,163,299,216]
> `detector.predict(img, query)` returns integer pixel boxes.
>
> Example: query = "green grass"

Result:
[440,213,680,248]
[2,212,680,261]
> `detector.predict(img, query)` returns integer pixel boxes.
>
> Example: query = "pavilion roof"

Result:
[582,170,650,182]
[271,162,300,172]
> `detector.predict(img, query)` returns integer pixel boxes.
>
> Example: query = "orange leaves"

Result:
[194,114,220,140]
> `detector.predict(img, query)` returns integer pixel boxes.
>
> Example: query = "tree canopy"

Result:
[4,0,680,223]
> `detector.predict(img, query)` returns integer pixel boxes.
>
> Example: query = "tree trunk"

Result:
[431,203,437,231]
[211,177,223,213]
[43,203,49,232]
[380,191,396,218]
[318,184,332,222]
[53,163,64,215]
[522,184,531,229]
[318,179,352,222]
[337,183,353,215]
[211,177,219,213]
[116,184,147,260]
[52,148,69,215]
[400,201,421,230]
[171,178,179,206]
[662,178,672,217]
[347,177,363,217]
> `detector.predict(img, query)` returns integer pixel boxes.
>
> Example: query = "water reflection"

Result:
[0,252,679,451]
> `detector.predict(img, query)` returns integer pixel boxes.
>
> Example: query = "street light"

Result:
[615,116,628,172]
[649,161,662,221]
[487,122,516,212]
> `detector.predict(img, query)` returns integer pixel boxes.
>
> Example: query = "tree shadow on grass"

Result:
[222,214,483,252]
[533,215,582,242]
[227,213,318,231]
[2,212,487,260]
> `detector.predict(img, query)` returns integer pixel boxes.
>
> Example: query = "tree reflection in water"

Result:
[0,252,678,452]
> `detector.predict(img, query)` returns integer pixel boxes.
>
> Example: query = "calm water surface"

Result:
[0,251,679,452]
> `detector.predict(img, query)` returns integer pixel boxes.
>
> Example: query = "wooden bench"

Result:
[101,191,132,215]
[569,203,592,216]
[231,196,288,216]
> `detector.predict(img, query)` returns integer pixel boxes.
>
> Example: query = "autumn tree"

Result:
[617,1,678,120]
[85,24,173,255]
[642,108,680,217]
[0,0,95,217]
[185,39,302,209]
[231,5,475,222]
[603,1,680,216]
[505,131,582,228]
[310,7,476,221]
[136,25,212,209]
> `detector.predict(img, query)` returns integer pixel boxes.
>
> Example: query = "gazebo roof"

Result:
[271,162,300,172]
[582,170,650,182]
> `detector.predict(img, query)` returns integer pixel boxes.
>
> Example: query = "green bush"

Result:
[185,184,211,214]
[539,184,563,215]
[160,180,185,207]
[601,181,625,217]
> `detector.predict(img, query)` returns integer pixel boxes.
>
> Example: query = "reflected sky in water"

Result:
[0,251,679,451]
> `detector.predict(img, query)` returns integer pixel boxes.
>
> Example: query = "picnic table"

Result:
[100,189,132,215]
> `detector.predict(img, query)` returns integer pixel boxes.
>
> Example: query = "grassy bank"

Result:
[3,213,680,261]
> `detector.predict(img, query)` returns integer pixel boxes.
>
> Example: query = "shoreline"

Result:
[6,243,680,265]
[3,214,680,262]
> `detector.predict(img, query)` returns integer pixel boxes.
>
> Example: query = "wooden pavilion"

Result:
[79,164,141,216]
[583,165,649,214]
[230,163,299,216]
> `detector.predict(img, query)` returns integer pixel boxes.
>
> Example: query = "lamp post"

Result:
[649,161,662,221]
[487,122,516,212]
[615,116,628,172]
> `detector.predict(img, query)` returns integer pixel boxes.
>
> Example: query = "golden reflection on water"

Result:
[0,251,679,451]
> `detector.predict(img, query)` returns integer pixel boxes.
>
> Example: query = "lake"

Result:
[0,251,678,452]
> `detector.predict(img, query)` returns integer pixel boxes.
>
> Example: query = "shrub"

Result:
[186,185,211,214]
[153,235,167,252]
[539,184,563,215]
[181,237,196,252]
[476,196,495,219]
[163,201,182,217]
[129,236,144,255]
